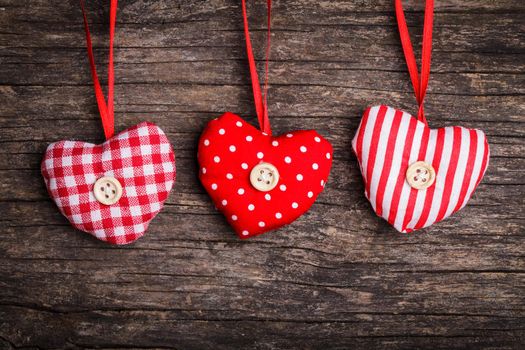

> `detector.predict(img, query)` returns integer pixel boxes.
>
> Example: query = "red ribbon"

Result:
[241,0,272,135]
[395,0,433,125]
[80,0,117,140]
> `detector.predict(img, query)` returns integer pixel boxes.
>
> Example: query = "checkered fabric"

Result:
[41,122,176,244]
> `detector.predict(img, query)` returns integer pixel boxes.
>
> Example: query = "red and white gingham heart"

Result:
[41,122,176,244]
[352,105,489,233]
[198,112,333,238]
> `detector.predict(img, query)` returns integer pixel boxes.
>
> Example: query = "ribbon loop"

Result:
[395,0,433,125]
[80,0,117,139]
[241,0,272,135]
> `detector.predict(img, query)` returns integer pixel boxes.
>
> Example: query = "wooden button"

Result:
[406,161,435,190]
[250,163,279,192]
[93,176,123,205]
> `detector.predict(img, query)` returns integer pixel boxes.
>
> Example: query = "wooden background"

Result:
[1,0,524,349]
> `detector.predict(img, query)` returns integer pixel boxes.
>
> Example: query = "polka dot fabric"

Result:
[41,122,176,245]
[198,112,333,238]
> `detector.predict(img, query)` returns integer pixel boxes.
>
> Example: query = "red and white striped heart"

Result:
[198,112,333,238]
[352,105,489,233]
[41,122,176,244]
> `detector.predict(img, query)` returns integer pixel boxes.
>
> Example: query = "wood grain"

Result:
[0,0,524,349]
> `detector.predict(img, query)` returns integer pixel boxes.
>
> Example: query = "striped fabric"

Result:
[352,105,489,233]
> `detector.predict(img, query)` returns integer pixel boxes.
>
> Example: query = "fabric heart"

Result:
[198,112,333,238]
[41,122,176,244]
[352,105,489,233]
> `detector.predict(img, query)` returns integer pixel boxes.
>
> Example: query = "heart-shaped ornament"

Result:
[352,105,489,233]
[198,112,333,238]
[41,122,176,244]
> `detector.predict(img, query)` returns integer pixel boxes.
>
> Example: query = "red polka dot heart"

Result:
[198,112,333,238]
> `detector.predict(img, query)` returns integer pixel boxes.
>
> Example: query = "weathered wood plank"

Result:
[1,86,524,126]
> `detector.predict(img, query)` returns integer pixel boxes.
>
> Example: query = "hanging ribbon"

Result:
[80,0,117,140]
[395,0,433,125]
[241,0,272,135]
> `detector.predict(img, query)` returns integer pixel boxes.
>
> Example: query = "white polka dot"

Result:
[312,163,319,170]
[292,202,299,209]
[300,146,307,153]
[265,194,271,201]
[229,145,236,152]
[242,230,249,236]
[221,199,227,206]
[314,136,321,142]
[284,156,292,164]
[211,183,218,190]
[214,156,220,163]
[231,215,238,221]
[201,167,206,174]
[272,141,279,147]
[279,184,287,191]
[296,174,303,181]
[257,152,264,159]
[326,153,331,159]
[275,212,282,219]
[308,191,314,198]
[226,173,233,180]
[219,128,225,135]
[258,221,265,227]
[321,180,325,187]
[236,121,243,127]
[203,139,210,146]
[286,133,293,138]
[241,163,249,170]
[248,204,255,211]
[238,188,245,195]
[246,135,253,142]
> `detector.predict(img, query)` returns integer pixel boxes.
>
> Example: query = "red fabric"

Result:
[395,0,433,124]
[80,0,117,139]
[198,113,332,238]
[42,122,176,244]
[351,1,490,232]
[352,105,489,233]
[198,1,333,238]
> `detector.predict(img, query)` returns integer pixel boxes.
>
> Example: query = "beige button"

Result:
[250,162,279,192]
[93,176,123,205]
[406,161,436,190]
